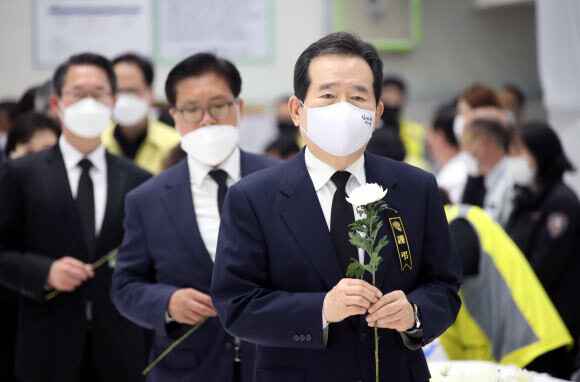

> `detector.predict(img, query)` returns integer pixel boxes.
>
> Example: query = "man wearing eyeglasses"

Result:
[111,53,281,382]
[0,53,152,382]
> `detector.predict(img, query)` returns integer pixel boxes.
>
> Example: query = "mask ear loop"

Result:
[56,97,66,122]
[298,100,308,134]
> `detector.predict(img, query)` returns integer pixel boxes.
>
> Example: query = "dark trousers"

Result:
[80,330,99,382]
[24,330,100,382]
[0,300,18,382]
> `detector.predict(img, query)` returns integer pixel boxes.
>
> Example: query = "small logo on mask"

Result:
[361,115,373,127]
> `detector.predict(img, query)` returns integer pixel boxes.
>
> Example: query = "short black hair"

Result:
[6,112,60,154]
[265,135,300,159]
[519,121,573,181]
[113,53,154,86]
[53,53,117,97]
[17,86,39,115]
[470,117,512,152]
[502,83,526,109]
[382,75,407,95]
[0,101,19,121]
[165,53,242,107]
[432,103,458,148]
[293,32,383,105]
[366,127,406,161]
[17,80,53,115]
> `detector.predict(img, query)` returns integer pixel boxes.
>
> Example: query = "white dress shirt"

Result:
[483,157,515,227]
[59,135,108,235]
[304,148,366,330]
[304,148,366,265]
[187,147,241,262]
[436,151,472,205]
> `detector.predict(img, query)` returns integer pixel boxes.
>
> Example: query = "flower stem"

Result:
[375,324,379,382]
[142,317,208,375]
[372,271,379,382]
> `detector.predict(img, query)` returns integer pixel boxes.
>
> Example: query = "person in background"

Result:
[0,111,60,381]
[17,81,58,121]
[461,117,515,226]
[265,134,300,160]
[454,83,503,143]
[6,113,60,159]
[275,94,297,138]
[426,103,470,204]
[365,126,406,162]
[442,202,573,379]
[0,101,18,162]
[0,52,151,382]
[506,122,580,375]
[378,75,429,170]
[499,83,526,124]
[102,53,180,175]
[111,52,281,382]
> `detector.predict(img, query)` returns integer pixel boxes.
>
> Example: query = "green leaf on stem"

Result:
[349,220,367,232]
[348,232,366,249]
[375,236,389,254]
[346,259,365,279]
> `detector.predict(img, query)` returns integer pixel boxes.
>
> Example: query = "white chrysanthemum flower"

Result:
[346,183,387,206]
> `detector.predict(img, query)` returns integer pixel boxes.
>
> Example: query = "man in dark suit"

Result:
[111,53,281,382]
[0,53,151,382]
[211,32,462,382]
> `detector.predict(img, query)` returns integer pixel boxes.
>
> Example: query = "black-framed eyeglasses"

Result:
[174,100,236,124]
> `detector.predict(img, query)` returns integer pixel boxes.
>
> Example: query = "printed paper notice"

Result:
[159,0,269,61]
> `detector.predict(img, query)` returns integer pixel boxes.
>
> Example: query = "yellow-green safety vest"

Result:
[102,118,181,175]
[441,205,573,368]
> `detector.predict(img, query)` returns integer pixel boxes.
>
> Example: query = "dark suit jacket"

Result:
[0,145,151,382]
[111,151,282,382]
[211,149,462,382]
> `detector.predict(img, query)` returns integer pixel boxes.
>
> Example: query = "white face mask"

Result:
[180,125,239,166]
[113,93,149,126]
[59,98,112,139]
[453,115,465,142]
[509,156,535,186]
[299,101,375,157]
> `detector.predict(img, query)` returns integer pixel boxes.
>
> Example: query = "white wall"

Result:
[0,0,330,105]
[0,0,544,125]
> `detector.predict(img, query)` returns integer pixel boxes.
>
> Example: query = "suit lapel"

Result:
[96,153,127,255]
[161,160,214,272]
[363,152,401,291]
[278,150,343,291]
[44,146,87,257]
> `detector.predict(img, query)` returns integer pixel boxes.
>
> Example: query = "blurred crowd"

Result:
[0,51,579,381]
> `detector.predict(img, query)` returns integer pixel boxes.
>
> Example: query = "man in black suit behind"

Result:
[0,53,151,382]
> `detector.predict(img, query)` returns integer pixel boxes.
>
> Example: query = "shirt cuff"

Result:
[399,329,423,350]
[165,311,174,324]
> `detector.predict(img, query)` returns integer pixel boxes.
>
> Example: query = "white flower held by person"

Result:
[346,183,388,207]
[345,183,389,382]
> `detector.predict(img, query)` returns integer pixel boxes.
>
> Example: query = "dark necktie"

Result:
[209,169,229,216]
[330,171,358,274]
[76,158,96,255]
